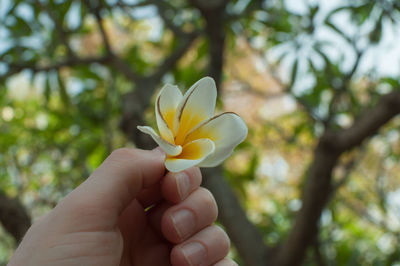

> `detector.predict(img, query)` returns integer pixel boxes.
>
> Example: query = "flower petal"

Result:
[184,112,247,167]
[137,126,182,156]
[173,77,217,145]
[165,138,215,172]
[156,84,183,142]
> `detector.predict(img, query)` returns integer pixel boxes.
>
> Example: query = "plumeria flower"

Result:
[137,77,248,172]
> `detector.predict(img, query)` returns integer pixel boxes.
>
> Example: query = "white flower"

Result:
[137,77,248,172]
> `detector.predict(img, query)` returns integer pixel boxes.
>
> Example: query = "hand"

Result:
[8,148,236,266]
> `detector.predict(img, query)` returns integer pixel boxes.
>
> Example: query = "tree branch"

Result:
[7,56,112,73]
[152,32,199,81]
[189,0,229,11]
[111,56,140,83]
[202,167,270,266]
[183,3,273,264]
[151,0,187,37]
[325,46,365,126]
[275,90,400,266]
[335,91,400,150]
[341,196,394,233]
[91,4,113,55]
[120,32,199,146]
[115,0,151,9]
[3,54,139,86]
[35,0,75,57]
[0,56,112,84]
[330,145,365,193]
[1,57,100,86]
[313,236,326,266]
[189,0,229,88]
[0,191,31,243]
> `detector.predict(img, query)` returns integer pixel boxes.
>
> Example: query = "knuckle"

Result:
[107,148,141,169]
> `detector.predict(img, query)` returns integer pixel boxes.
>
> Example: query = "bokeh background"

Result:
[1,0,400,265]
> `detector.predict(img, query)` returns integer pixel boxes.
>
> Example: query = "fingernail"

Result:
[171,209,196,239]
[176,172,190,200]
[181,241,207,266]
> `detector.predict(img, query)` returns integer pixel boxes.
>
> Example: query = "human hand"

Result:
[8,148,235,266]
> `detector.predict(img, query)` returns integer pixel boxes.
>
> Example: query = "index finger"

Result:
[58,148,166,225]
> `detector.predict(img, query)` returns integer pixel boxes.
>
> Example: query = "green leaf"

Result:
[369,13,383,44]
[380,77,399,88]
[324,20,352,43]
[244,151,259,181]
[57,72,71,107]
[289,58,298,88]
[10,17,32,37]
[59,0,74,25]
[325,6,351,20]
[45,75,51,104]
[352,3,374,25]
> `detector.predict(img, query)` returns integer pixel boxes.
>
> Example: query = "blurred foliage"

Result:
[1,0,400,265]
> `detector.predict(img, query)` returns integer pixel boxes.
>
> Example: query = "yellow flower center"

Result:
[174,110,205,146]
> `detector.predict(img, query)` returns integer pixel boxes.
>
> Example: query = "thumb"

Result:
[58,148,165,226]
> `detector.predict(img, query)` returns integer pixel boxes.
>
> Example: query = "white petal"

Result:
[165,138,215,172]
[184,112,247,167]
[173,77,217,145]
[137,126,182,156]
[156,84,182,142]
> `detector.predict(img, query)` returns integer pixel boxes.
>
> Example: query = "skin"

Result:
[8,148,236,266]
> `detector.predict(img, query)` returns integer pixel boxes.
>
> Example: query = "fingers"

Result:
[146,169,230,266]
[162,168,202,203]
[143,168,203,237]
[136,167,202,210]
[170,225,230,266]
[137,182,163,209]
[57,148,165,227]
[161,187,218,243]
[147,202,172,237]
